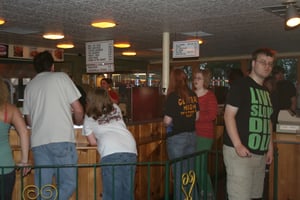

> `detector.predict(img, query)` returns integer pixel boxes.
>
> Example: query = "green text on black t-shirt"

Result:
[249,87,273,152]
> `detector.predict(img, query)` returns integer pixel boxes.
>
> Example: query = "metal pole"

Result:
[162,32,170,95]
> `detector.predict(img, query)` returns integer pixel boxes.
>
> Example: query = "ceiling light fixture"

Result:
[114,43,131,48]
[285,2,300,27]
[188,39,204,45]
[56,43,74,49]
[0,18,5,25]
[91,21,116,28]
[122,51,136,56]
[43,33,65,40]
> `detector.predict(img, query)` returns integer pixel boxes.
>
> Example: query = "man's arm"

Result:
[163,115,172,127]
[71,100,84,125]
[290,96,297,112]
[24,115,31,127]
[224,104,251,157]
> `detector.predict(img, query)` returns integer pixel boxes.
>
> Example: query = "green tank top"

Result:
[0,120,15,174]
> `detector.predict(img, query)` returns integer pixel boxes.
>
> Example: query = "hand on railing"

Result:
[17,162,32,176]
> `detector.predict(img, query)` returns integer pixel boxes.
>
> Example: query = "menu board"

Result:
[85,40,114,73]
[172,40,199,58]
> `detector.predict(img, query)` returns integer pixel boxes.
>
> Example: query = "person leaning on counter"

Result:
[82,88,137,200]
[23,51,84,200]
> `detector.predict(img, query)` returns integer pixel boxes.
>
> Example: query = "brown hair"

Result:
[193,68,211,89]
[85,88,114,120]
[33,51,54,73]
[101,78,113,86]
[167,68,190,102]
[251,48,276,61]
[0,78,9,108]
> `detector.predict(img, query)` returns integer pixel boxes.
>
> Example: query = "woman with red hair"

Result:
[163,68,199,199]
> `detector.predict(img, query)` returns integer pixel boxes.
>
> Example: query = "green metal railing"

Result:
[0,149,277,200]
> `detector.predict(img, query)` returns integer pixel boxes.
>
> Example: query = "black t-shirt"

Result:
[224,77,273,155]
[276,80,296,110]
[269,90,280,129]
[164,90,199,136]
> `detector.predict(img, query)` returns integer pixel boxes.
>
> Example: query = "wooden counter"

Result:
[269,133,300,200]
[9,120,167,200]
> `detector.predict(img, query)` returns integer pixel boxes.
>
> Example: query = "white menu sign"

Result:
[172,40,199,58]
[86,40,114,73]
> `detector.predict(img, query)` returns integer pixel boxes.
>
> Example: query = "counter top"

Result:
[10,118,164,130]
[274,132,300,144]
[11,143,97,151]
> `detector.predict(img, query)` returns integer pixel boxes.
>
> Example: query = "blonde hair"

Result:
[193,68,212,89]
[0,78,9,107]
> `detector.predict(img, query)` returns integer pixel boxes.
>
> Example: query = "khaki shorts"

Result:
[223,145,266,200]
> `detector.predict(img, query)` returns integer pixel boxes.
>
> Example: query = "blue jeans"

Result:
[167,131,197,200]
[32,142,78,200]
[101,153,137,200]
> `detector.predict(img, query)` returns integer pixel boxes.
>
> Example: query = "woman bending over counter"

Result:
[82,88,137,200]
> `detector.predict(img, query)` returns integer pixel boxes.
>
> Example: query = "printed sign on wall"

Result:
[85,40,114,73]
[172,40,199,58]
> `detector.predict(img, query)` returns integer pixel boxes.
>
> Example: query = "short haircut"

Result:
[33,51,54,73]
[251,48,276,61]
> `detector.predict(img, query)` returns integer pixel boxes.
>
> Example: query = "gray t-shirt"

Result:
[23,72,81,147]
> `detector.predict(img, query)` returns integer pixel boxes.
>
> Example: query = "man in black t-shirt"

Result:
[223,48,275,200]
[272,66,297,112]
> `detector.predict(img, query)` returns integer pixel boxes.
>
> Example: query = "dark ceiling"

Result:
[0,0,300,62]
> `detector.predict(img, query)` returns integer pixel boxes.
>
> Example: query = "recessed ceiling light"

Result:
[122,51,136,56]
[56,43,74,49]
[0,18,5,25]
[91,21,116,28]
[114,43,131,48]
[43,33,64,40]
